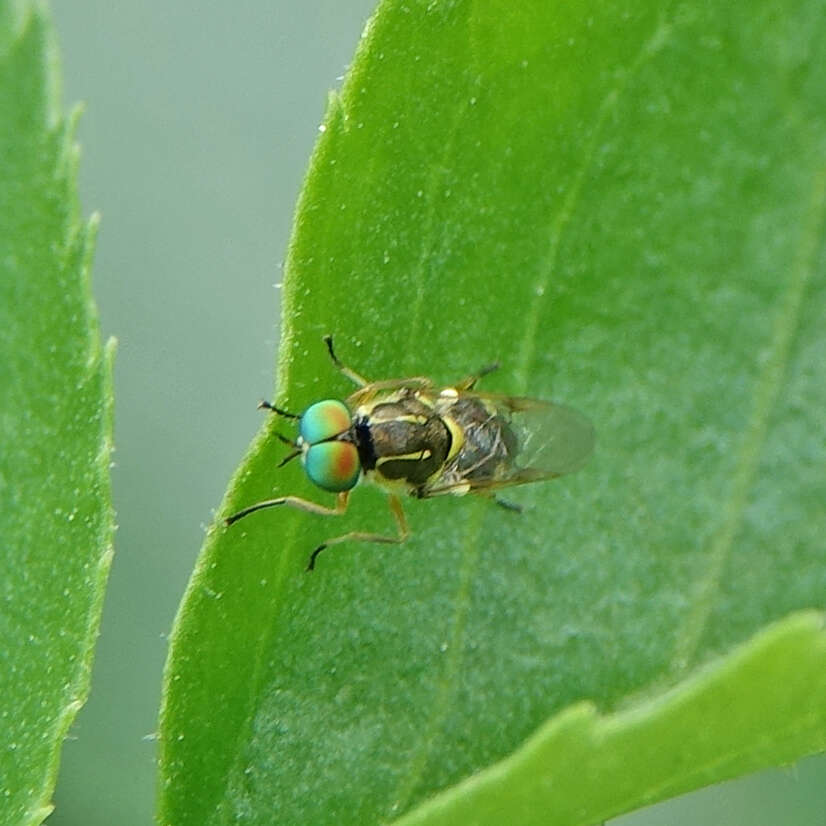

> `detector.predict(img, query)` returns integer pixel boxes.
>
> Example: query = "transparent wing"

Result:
[497,394,595,477]
[423,392,594,497]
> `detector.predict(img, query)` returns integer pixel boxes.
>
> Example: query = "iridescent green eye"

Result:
[304,441,360,492]
[299,399,351,445]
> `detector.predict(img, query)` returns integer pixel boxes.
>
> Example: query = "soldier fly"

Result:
[225,336,594,570]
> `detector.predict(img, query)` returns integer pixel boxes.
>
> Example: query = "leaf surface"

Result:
[159,1,826,824]
[0,3,114,824]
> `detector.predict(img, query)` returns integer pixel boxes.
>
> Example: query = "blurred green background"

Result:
[48,2,825,824]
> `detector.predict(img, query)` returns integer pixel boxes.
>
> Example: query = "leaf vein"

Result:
[670,164,826,672]
[389,504,485,816]
[514,18,673,391]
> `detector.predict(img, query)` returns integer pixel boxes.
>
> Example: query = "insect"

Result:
[225,336,594,570]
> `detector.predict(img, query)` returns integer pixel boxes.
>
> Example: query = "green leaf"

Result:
[0,3,114,824]
[392,612,826,826]
[158,1,826,825]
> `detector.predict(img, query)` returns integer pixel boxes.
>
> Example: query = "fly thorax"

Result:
[358,399,452,486]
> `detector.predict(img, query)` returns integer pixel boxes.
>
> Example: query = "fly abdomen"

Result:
[448,397,519,480]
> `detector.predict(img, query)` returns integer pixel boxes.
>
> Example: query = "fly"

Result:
[225,336,594,570]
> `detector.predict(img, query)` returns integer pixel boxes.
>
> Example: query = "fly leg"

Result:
[307,494,410,571]
[225,490,350,526]
[324,334,371,387]
[325,334,434,405]
[258,399,299,419]
[493,496,522,513]
[456,362,499,391]
[255,401,303,465]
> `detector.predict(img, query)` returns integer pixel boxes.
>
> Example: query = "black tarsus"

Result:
[306,543,327,572]
[258,401,301,466]
[224,498,285,527]
[465,362,499,389]
[258,399,299,419]
[494,496,522,513]
[277,449,302,468]
[323,334,343,370]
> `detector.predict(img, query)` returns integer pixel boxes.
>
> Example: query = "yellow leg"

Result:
[324,334,371,387]
[324,335,433,402]
[307,493,410,571]
[226,491,410,572]
[347,376,433,407]
[225,490,350,526]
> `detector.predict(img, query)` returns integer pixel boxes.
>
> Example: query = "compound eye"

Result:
[299,399,351,445]
[304,441,361,492]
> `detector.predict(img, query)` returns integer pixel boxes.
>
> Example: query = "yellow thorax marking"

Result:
[376,449,433,466]
[380,413,429,425]
[441,413,465,462]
